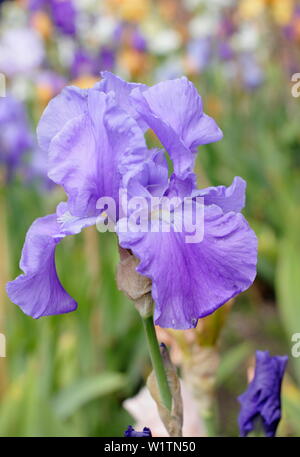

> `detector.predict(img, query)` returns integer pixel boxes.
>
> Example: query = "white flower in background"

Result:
[147,28,181,55]
[206,0,236,8]
[0,28,44,77]
[74,0,100,11]
[9,77,33,102]
[87,15,117,45]
[123,381,204,437]
[184,0,235,12]
[56,37,76,69]
[0,0,27,27]
[189,13,219,39]
[233,23,260,52]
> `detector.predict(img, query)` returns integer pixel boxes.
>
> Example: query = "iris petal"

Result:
[131,77,223,177]
[6,214,77,318]
[117,204,257,329]
[197,176,246,213]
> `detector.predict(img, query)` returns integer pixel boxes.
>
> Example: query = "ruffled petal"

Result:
[6,214,77,318]
[197,176,246,213]
[117,204,257,329]
[131,77,223,177]
[37,86,88,152]
[96,71,147,130]
[47,89,148,217]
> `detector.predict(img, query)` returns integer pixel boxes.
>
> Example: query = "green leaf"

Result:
[276,211,300,382]
[216,343,252,387]
[53,372,126,420]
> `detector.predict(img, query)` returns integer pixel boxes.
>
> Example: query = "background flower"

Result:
[238,351,288,437]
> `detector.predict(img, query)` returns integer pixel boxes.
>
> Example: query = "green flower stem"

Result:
[142,315,172,412]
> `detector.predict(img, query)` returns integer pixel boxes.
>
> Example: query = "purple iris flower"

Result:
[124,425,152,437]
[99,47,116,72]
[238,351,288,437]
[29,0,76,36]
[114,22,147,53]
[51,0,76,36]
[218,42,234,61]
[71,49,99,79]
[187,38,212,73]
[240,54,264,91]
[0,95,33,178]
[6,72,257,329]
[132,27,147,53]
[283,6,300,41]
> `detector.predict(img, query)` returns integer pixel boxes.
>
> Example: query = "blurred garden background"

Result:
[0,0,300,437]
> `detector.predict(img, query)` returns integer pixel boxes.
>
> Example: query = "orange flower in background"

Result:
[294,15,300,40]
[36,83,54,107]
[119,48,150,78]
[106,0,150,22]
[30,11,53,40]
[71,75,99,89]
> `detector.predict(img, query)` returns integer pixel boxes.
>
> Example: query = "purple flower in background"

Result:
[71,49,99,79]
[7,72,257,329]
[124,425,152,437]
[29,0,77,36]
[35,70,67,95]
[132,27,147,53]
[99,47,116,72]
[218,42,234,61]
[238,351,288,437]
[23,143,55,191]
[187,38,212,73]
[283,6,300,41]
[218,17,236,39]
[240,54,264,91]
[0,96,33,177]
[51,0,76,36]
[114,22,147,53]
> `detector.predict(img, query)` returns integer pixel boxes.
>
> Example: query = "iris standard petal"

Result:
[131,77,223,177]
[117,204,257,329]
[6,214,77,319]
[37,85,88,152]
[96,71,148,130]
[47,89,148,217]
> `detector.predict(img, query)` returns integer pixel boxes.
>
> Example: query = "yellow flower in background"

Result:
[71,75,99,89]
[106,0,150,22]
[238,0,294,26]
[238,0,265,20]
[271,0,294,26]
